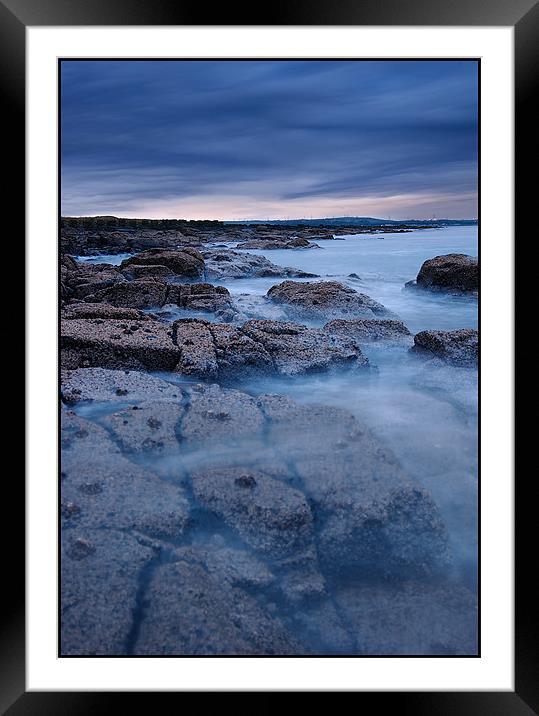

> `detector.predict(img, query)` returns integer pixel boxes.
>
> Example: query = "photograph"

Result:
[59,58,480,657]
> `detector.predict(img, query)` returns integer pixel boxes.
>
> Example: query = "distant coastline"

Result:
[60,215,477,231]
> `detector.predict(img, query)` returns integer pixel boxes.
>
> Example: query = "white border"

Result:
[27,26,514,691]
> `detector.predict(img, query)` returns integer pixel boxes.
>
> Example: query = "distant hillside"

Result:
[225,217,477,227]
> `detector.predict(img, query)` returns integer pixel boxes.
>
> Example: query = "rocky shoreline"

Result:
[60,224,479,656]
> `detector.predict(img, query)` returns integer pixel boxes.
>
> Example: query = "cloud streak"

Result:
[61,60,478,220]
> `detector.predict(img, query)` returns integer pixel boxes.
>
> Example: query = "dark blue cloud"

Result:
[61,59,478,219]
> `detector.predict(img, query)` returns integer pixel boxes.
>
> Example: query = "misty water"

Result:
[221,225,479,589]
[70,226,478,654]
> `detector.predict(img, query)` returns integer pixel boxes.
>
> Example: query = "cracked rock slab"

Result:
[61,367,182,404]
[172,318,368,380]
[61,528,155,656]
[61,411,190,539]
[133,557,308,655]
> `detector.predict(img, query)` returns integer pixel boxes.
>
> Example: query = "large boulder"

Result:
[406,254,478,293]
[411,329,478,367]
[203,248,317,280]
[267,281,395,321]
[121,248,205,279]
[171,318,369,380]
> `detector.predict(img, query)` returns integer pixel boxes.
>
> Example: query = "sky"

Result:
[61,60,478,220]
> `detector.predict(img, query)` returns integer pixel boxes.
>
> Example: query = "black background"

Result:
[5,0,537,709]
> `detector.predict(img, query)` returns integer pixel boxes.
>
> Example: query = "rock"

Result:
[63,261,126,301]
[61,317,181,371]
[180,383,266,444]
[84,280,169,309]
[191,466,316,561]
[61,367,181,404]
[241,237,319,250]
[411,329,478,367]
[406,254,478,293]
[61,528,155,655]
[171,318,368,380]
[121,264,175,280]
[133,557,307,655]
[324,318,412,342]
[203,248,317,280]
[267,281,395,321]
[256,395,449,578]
[165,283,232,313]
[61,411,190,538]
[121,248,205,278]
[100,400,186,456]
[62,303,150,321]
[334,581,478,655]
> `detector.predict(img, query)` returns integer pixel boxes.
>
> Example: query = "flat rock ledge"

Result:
[267,280,396,321]
[60,370,454,655]
[324,318,412,343]
[405,254,478,294]
[60,317,369,379]
[410,329,478,367]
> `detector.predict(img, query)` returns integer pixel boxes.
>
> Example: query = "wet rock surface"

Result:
[60,369,462,655]
[411,328,478,367]
[267,280,396,321]
[406,253,478,294]
[172,318,369,379]
[203,248,317,280]
[324,318,412,343]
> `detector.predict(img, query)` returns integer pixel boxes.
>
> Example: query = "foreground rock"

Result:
[61,370,453,654]
[411,329,478,367]
[61,528,155,655]
[267,281,395,321]
[133,555,307,655]
[324,318,412,343]
[203,248,317,280]
[406,254,478,294]
[61,410,190,537]
[63,371,448,580]
[121,248,205,279]
[334,581,477,655]
[172,318,369,379]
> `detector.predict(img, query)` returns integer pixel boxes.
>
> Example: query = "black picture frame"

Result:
[9,0,536,709]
